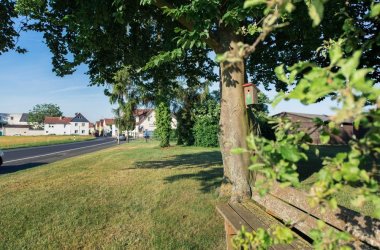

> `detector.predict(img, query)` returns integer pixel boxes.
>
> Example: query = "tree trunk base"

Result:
[219,182,232,198]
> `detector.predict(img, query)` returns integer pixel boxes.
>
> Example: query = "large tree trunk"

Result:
[218,29,251,202]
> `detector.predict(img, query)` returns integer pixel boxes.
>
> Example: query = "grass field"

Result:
[0,141,225,249]
[0,135,95,149]
[0,141,375,248]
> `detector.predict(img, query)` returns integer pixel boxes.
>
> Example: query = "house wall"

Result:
[70,122,89,135]
[280,113,354,145]
[111,124,117,137]
[44,123,71,135]
[103,124,112,136]
[4,127,30,136]
[27,130,45,136]
[133,111,177,137]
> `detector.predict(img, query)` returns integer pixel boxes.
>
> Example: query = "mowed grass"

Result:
[0,135,94,149]
[0,141,225,249]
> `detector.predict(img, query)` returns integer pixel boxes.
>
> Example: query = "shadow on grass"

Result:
[133,151,223,193]
[133,151,223,169]
[164,166,224,193]
[297,145,350,182]
[0,162,48,175]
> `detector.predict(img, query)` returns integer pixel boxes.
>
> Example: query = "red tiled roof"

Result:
[89,123,95,128]
[133,109,152,116]
[104,118,115,125]
[136,109,154,126]
[44,116,72,124]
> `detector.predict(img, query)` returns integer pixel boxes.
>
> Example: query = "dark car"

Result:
[0,149,4,166]
[117,135,126,141]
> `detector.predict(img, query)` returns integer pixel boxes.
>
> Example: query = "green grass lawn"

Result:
[0,135,95,149]
[0,141,225,249]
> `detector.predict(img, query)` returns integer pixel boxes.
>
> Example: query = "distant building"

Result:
[131,109,177,138]
[44,113,90,135]
[94,118,116,137]
[89,123,95,135]
[273,112,356,144]
[0,113,44,136]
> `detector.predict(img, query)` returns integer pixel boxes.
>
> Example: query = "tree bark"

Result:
[218,28,251,202]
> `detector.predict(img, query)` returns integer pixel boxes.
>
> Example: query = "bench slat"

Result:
[266,182,380,249]
[240,202,313,250]
[251,175,380,248]
[216,203,253,232]
[217,202,313,250]
[252,193,375,249]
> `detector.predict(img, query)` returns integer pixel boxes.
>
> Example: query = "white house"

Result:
[103,119,115,136]
[0,113,44,136]
[44,113,90,135]
[131,109,177,138]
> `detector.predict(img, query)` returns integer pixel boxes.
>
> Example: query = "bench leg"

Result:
[224,221,235,250]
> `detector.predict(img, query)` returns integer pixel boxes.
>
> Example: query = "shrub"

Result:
[155,102,171,147]
[193,99,220,147]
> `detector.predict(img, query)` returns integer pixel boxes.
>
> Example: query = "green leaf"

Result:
[339,50,361,80]
[279,145,301,162]
[275,64,288,84]
[231,148,246,154]
[271,91,285,107]
[215,53,227,63]
[370,3,380,18]
[328,198,338,209]
[249,163,266,170]
[329,44,343,65]
[306,0,325,27]
[320,131,330,144]
[243,0,266,9]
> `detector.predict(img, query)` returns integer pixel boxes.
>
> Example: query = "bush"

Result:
[155,102,171,147]
[193,99,220,147]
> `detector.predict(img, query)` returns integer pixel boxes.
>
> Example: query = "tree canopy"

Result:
[28,103,63,129]
[0,0,26,54]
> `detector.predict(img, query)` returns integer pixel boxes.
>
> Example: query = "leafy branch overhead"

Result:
[232,0,380,249]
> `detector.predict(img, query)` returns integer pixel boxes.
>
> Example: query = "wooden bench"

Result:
[217,182,380,249]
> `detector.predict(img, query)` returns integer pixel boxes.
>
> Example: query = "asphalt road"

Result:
[1,137,120,174]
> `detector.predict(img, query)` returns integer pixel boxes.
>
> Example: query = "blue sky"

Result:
[0,29,337,123]
[0,30,113,122]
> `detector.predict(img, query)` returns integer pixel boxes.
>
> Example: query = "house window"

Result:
[75,130,78,134]
[75,123,78,126]
[81,130,85,134]
[10,116,13,120]
[46,131,48,133]
[82,123,85,126]
[64,124,66,128]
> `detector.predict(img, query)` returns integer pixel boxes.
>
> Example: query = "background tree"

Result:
[193,91,221,148]
[155,101,171,147]
[105,65,139,135]
[28,103,62,129]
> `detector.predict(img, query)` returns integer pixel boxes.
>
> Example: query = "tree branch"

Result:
[152,0,222,52]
